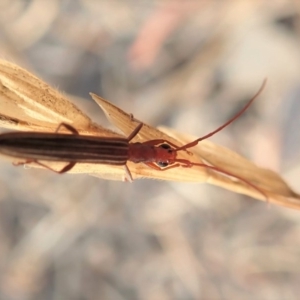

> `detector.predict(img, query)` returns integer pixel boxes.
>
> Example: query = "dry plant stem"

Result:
[0,59,299,209]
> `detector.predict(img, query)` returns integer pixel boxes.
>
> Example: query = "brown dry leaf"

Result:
[0,59,299,210]
[0,59,106,134]
[92,94,300,210]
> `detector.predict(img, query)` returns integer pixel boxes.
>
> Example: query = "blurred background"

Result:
[1,0,300,299]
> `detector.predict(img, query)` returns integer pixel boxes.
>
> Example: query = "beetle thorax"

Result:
[128,143,176,164]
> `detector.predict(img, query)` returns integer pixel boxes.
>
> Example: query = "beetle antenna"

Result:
[175,79,267,152]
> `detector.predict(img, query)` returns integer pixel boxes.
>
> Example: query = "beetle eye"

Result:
[157,161,169,167]
[159,143,173,154]
[159,143,171,149]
